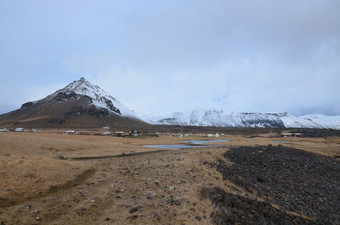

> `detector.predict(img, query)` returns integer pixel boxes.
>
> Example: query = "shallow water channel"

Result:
[143,139,229,150]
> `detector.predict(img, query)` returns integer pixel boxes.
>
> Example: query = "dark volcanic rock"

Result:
[103,97,121,114]
[195,216,202,221]
[174,199,181,205]
[205,145,340,225]
[166,198,174,205]
[129,206,143,213]
[201,187,315,225]
[20,102,34,110]
[152,213,161,221]
[53,91,79,102]
[55,155,65,160]
[87,105,109,117]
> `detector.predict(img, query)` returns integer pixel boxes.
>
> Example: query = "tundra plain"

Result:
[0,129,339,224]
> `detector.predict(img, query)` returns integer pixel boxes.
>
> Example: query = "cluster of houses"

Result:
[1,127,304,139]
[155,132,225,138]
[1,127,143,137]
[280,132,303,137]
[64,128,141,137]
[0,128,40,132]
[202,133,224,137]
[101,129,140,137]
[156,132,189,137]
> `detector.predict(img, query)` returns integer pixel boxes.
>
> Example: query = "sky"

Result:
[0,0,340,116]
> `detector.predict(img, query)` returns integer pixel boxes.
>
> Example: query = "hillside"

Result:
[0,78,145,128]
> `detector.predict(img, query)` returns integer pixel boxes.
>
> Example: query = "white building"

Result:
[15,128,25,132]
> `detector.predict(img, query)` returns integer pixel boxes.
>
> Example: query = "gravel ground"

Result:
[202,145,340,225]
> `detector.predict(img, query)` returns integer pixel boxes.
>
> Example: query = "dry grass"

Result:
[0,130,339,224]
[1,131,339,158]
[0,155,88,202]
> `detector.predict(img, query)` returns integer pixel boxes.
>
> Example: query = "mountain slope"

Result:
[0,78,144,128]
[299,114,340,130]
[146,110,340,129]
[51,77,140,119]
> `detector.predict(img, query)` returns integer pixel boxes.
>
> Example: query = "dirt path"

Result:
[66,149,170,160]
[0,147,226,224]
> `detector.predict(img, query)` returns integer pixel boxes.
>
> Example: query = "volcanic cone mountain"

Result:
[0,78,145,128]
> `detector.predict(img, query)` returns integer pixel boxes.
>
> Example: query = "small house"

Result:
[115,131,125,137]
[15,128,25,132]
[281,132,303,137]
[0,128,9,132]
[281,132,293,137]
[129,129,140,137]
[66,130,76,134]
[102,131,111,135]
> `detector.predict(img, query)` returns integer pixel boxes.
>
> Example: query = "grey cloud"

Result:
[0,0,339,116]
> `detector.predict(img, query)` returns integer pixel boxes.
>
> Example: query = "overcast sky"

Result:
[0,0,339,116]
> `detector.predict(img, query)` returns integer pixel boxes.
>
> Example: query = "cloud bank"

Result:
[0,0,339,116]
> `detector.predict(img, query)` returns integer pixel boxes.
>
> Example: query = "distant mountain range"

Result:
[0,78,339,129]
[143,110,340,130]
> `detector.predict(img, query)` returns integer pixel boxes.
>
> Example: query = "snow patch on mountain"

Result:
[46,77,141,119]
[145,109,340,129]
[299,114,340,129]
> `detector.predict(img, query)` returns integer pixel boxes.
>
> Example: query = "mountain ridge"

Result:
[1,78,339,129]
[0,78,144,128]
[143,110,340,130]
[45,77,141,119]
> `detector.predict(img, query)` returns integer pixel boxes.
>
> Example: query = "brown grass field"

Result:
[0,130,339,224]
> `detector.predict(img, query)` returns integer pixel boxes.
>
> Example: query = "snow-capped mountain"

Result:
[145,110,340,129]
[1,78,339,129]
[45,77,141,119]
[0,77,143,128]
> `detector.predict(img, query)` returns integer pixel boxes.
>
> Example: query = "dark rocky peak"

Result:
[20,102,34,110]
[54,91,79,102]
